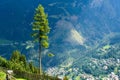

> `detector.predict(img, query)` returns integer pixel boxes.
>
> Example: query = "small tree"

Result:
[10,50,20,63]
[32,4,50,75]
[19,54,27,67]
[0,56,7,67]
[29,62,35,72]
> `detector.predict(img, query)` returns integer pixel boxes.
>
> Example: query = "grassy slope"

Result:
[16,78,26,80]
[0,71,6,80]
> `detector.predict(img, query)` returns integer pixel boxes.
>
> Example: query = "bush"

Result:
[0,56,7,67]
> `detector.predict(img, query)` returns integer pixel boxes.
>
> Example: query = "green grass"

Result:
[0,71,6,80]
[16,78,27,80]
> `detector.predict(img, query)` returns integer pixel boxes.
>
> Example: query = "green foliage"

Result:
[41,40,49,48]
[32,4,51,75]
[0,56,7,67]
[29,62,35,73]
[0,71,6,80]
[32,4,50,48]
[19,54,27,67]
[0,54,61,80]
[10,50,21,63]
[16,78,27,80]
[9,50,26,71]
[0,50,37,73]
[48,53,55,57]
[7,61,14,69]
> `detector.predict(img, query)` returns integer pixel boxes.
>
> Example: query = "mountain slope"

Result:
[0,0,120,79]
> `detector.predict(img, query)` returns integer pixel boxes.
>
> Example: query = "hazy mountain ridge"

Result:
[0,0,120,79]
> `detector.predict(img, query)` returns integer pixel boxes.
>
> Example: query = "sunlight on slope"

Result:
[103,45,111,50]
[69,29,85,45]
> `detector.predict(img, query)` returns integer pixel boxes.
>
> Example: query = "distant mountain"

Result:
[0,0,40,41]
[41,0,120,65]
[0,0,120,79]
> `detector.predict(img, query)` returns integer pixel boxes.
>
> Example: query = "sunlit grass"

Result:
[0,71,6,80]
[16,78,27,80]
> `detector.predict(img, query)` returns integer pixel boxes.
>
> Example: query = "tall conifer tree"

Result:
[32,4,50,75]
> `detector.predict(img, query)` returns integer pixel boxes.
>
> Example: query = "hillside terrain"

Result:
[0,0,120,79]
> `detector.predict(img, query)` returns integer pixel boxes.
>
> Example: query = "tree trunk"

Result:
[39,40,42,76]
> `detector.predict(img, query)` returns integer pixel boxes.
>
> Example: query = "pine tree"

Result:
[10,50,20,63]
[29,62,35,73]
[19,54,27,67]
[32,4,50,75]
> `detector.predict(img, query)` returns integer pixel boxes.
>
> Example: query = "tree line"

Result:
[0,50,38,73]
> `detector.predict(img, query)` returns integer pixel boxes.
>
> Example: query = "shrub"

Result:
[0,56,7,67]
